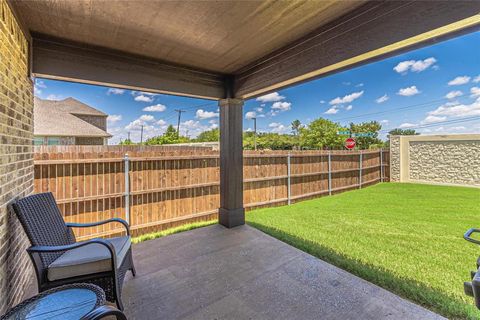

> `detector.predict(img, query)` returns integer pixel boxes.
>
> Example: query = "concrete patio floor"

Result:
[123,224,443,320]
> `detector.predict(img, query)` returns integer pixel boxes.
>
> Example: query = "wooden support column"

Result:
[219,98,244,228]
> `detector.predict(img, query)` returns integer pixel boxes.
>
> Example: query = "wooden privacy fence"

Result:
[34,146,390,239]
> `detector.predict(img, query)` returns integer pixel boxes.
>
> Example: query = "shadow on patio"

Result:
[122,224,442,320]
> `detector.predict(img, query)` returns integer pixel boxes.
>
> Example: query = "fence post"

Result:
[359,151,363,189]
[287,153,291,205]
[380,149,384,182]
[124,154,130,225]
[328,152,332,196]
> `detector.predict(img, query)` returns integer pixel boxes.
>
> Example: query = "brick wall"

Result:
[75,136,106,145]
[0,0,34,314]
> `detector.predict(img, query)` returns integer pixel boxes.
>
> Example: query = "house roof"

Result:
[34,98,112,138]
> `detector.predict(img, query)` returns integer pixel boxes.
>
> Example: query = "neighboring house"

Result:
[34,97,112,145]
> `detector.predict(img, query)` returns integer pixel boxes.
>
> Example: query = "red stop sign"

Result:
[345,137,356,150]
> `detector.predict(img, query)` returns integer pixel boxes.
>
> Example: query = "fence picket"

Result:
[33,146,389,239]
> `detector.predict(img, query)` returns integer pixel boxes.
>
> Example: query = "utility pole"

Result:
[127,131,131,141]
[140,125,144,144]
[253,117,257,151]
[175,109,186,138]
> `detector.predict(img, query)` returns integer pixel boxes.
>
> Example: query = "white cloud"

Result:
[471,87,480,98]
[320,100,326,104]
[143,104,166,112]
[393,57,437,74]
[107,114,122,124]
[449,126,466,131]
[268,122,281,127]
[131,91,158,96]
[34,86,42,95]
[445,90,463,99]
[34,79,46,95]
[139,91,158,96]
[255,107,263,113]
[256,92,285,102]
[397,86,420,96]
[376,94,389,103]
[325,106,339,114]
[421,115,446,124]
[245,111,256,120]
[139,114,155,122]
[268,122,288,133]
[474,75,480,83]
[35,79,46,88]
[399,123,417,129]
[125,120,153,131]
[380,119,389,125]
[345,105,353,111]
[107,88,125,95]
[356,83,364,87]
[179,119,217,137]
[46,94,63,101]
[196,109,219,119]
[271,101,291,111]
[428,99,480,118]
[448,76,470,86]
[134,95,154,102]
[156,119,167,127]
[330,91,364,105]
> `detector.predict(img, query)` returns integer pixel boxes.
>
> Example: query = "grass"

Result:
[132,220,216,244]
[246,183,480,319]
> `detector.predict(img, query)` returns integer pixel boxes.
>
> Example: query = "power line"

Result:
[379,116,480,133]
[330,97,453,123]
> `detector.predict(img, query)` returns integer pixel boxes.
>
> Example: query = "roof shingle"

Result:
[34,98,112,138]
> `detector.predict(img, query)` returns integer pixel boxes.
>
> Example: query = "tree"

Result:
[119,139,134,145]
[194,128,219,142]
[291,120,302,136]
[387,128,419,137]
[299,118,345,149]
[144,125,190,145]
[385,128,419,148]
[349,121,383,149]
[243,132,296,150]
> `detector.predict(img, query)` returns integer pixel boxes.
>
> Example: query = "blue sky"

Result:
[34,31,480,144]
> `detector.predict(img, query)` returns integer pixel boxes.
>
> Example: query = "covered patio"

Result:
[121,225,441,320]
[2,0,480,317]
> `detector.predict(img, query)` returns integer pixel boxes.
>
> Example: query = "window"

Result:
[33,137,45,145]
[47,137,60,145]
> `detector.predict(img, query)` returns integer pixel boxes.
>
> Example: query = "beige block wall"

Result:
[390,134,480,187]
[389,136,401,182]
[0,0,34,313]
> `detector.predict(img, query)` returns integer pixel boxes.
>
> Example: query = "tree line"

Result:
[119,118,418,150]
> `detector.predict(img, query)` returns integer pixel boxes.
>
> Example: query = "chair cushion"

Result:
[47,236,131,281]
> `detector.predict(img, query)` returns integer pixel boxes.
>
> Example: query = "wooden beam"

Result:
[32,34,225,100]
[234,1,480,99]
[219,98,244,228]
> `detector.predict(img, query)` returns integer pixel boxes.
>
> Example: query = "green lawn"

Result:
[246,183,480,319]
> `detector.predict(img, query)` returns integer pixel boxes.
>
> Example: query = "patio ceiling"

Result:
[10,0,480,100]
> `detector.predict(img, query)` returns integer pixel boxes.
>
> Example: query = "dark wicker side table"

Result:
[1,283,126,320]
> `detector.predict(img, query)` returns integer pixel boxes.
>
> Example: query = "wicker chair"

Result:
[12,192,136,310]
